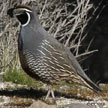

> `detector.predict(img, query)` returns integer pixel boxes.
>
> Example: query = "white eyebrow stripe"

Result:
[18,8,32,12]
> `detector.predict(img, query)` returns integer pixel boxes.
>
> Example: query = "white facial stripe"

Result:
[18,8,32,13]
[22,12,30,27]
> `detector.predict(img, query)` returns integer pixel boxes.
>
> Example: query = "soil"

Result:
[0,82,108,108]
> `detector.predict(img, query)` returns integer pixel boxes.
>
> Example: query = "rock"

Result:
[28,100,56,108]
[0,82,27,90]
[65,103,97,108]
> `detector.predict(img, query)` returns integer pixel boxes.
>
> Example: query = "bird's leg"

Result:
[51,89,55,99]
[45,89,51,100]
[45,86,55,100]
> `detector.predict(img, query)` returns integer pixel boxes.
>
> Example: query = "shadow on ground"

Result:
[0,88,92,101]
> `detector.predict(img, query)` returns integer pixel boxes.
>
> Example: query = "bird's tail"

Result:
[82,77,103,93]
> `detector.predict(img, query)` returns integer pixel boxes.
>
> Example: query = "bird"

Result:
[7,5,102,100]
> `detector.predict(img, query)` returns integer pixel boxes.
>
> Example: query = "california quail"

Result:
[7,5,102,99]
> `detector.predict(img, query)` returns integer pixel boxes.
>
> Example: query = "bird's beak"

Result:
[7,8,25,17]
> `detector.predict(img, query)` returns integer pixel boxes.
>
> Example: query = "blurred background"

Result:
[0,0,108,86]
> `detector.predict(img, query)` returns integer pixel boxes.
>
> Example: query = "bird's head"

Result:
[7,5,33,27]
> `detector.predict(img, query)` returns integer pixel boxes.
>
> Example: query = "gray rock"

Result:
[29,100,56,108]
[64,103,99,108]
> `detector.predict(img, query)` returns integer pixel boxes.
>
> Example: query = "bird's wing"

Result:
[45,36,102,92]
[29,27,102,92]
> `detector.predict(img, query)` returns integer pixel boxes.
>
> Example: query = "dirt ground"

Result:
[0,82,108,108]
